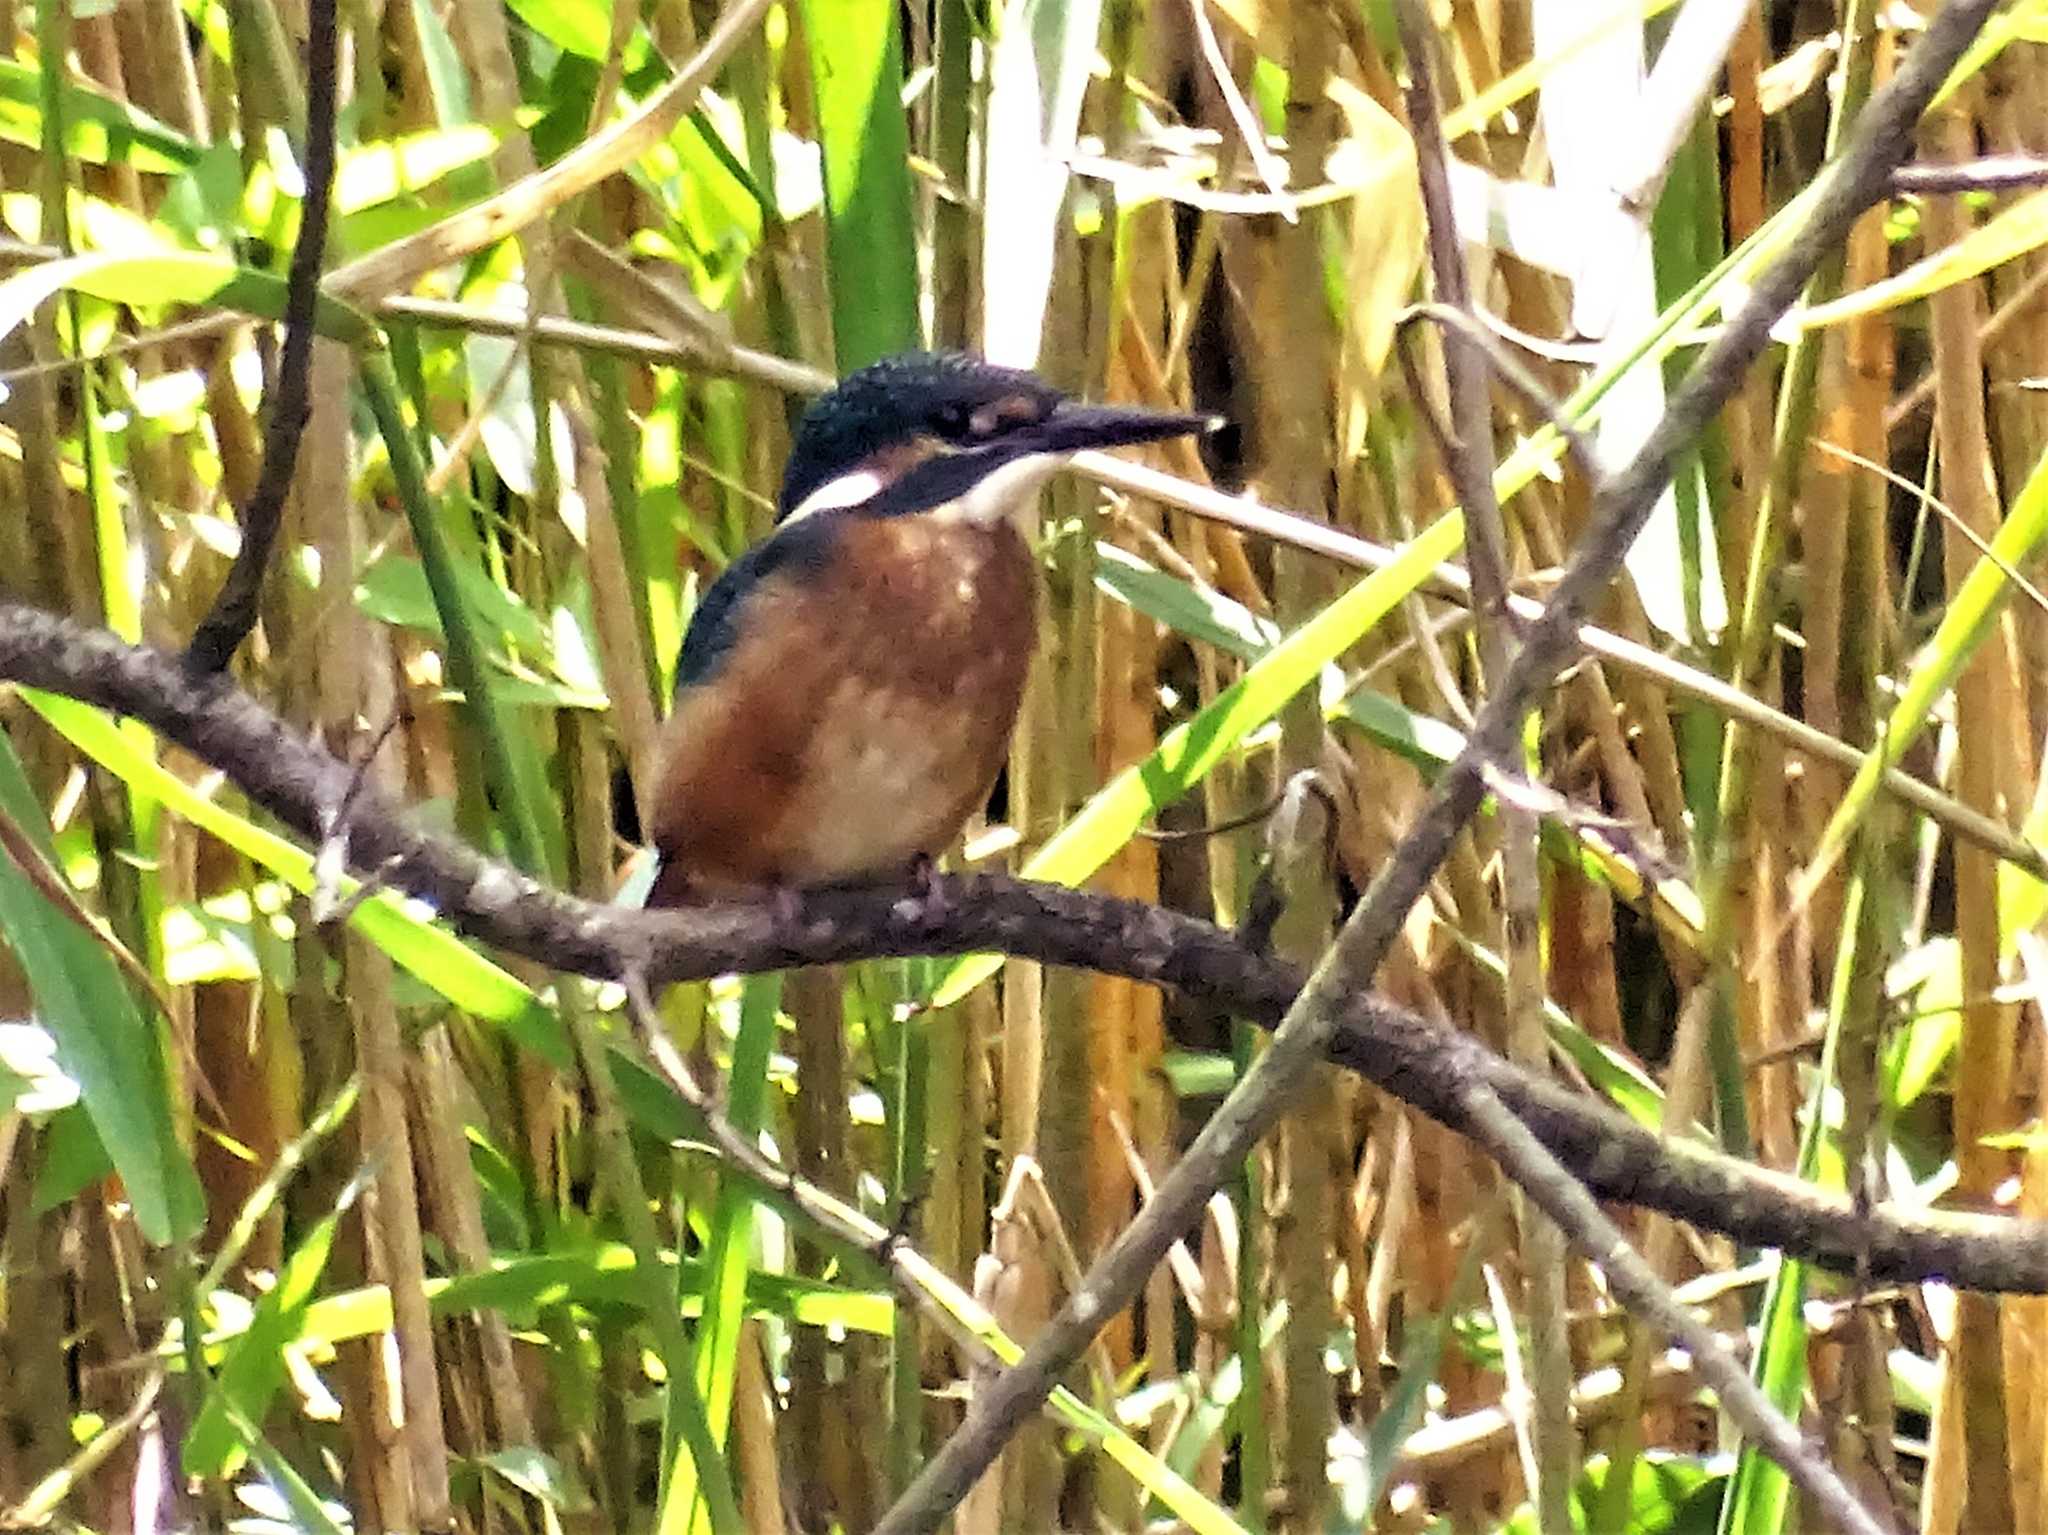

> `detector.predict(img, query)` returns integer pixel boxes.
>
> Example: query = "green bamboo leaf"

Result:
[1332,685,1471,775]
[1713,1211,1809,1535]
[186,1174,364,1477]
[1093,542,1279,659]
[408,0,473,123]
[0,58,201,171]
[154,141,249,250]
[30,1102,112,1211]
[1885,938,1961,1109]
[1804,443,2048,890]
[1502,1455,1716,1535]
[7,186,185,265]
[284,1249,896,1346]
[223,1405,352,1535]
[332,121,505,214]
[355,552,555,659]
[504,0,649,65]
[1797,186,2048,330]
[1056,1385,1248,1535]
[360,351,563,881]
[0,733,201,1245]
[799,0,919,367]
[22,692,567,1064]
[1931,0,2048,112]
[631,110,765,276]
[0,250,375,349]
[662,973,780,1535]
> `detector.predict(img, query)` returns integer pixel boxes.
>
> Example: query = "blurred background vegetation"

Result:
[2,0,2047,1531]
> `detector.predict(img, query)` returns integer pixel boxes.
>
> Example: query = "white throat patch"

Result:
[927,450,1068,527]
[784,466,888,522]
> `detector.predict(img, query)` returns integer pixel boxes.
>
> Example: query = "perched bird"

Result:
[646,350,1214,906]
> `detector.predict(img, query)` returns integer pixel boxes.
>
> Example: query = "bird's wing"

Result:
[672,515,841,693]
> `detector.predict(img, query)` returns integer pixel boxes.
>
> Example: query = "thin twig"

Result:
[1891,155,2048,195]
[1393,6,1511,629]
[383,296,837,393]
[182,0,339,674]
[310,704,409,927]
[1452,1082,1894,1535]
[1238,770,1339,954]
[1812,437,2048,615]
[1393,7,1574,1527]
[1400,302,1603,483]
[1186,0,1290,215]
[1135,789,1285,843]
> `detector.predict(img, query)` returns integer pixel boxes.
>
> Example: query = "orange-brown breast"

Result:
[649,514,1037,895]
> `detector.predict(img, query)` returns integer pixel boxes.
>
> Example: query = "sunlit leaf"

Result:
[333,122,505,213]
[186,1176,363,1477]
[503,0,649,66]
[0,735,201,1244]
[976,0,1097,365]
[1796,187,2048,331]
[22,692,565,1062]
[801,0,919,368]
[0,250,375,349]
[1804,443,2048,888]
[0,59,201,171]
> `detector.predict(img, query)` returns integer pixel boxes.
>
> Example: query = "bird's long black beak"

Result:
[1030,402,1222,455]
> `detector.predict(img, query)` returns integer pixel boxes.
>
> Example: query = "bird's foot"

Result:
[767,882,803,929]
[905,852,948,923]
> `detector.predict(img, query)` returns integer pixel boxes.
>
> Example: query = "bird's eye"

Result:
[931,403,973,438]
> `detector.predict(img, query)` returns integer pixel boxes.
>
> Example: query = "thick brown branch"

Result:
[0,599,2039,1295]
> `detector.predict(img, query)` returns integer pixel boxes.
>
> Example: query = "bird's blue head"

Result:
[777,350,1214,523]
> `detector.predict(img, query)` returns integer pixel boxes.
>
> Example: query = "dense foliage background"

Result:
[2,0,2047,1531]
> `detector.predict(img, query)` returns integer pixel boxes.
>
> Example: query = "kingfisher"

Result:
[646,350,1215,907]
